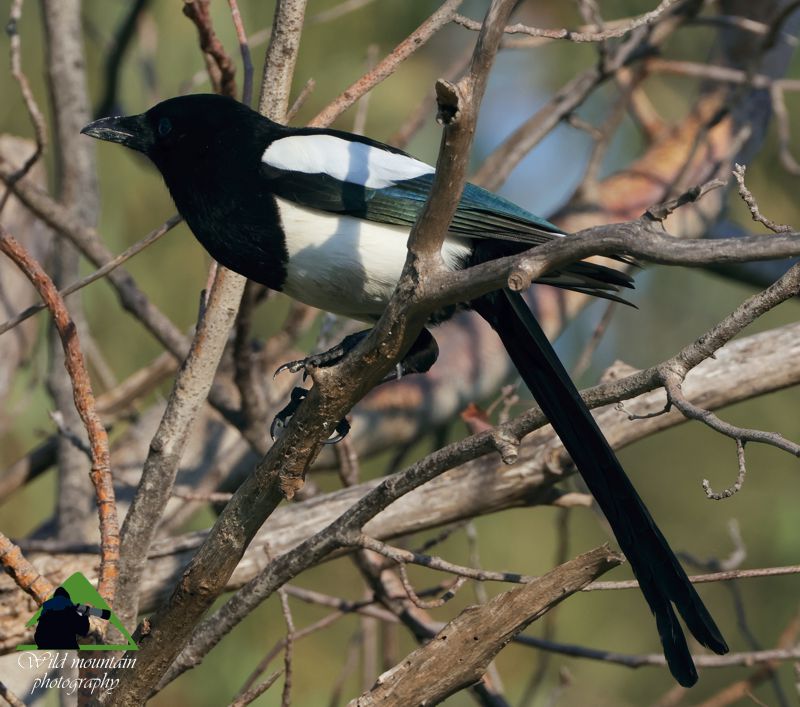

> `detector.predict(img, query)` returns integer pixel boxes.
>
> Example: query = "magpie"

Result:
[82,93,728,685]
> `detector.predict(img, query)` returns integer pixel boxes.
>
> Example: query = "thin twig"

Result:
[516,633,800,671]
[230,670,283,707]
[1,0,48,215]
[733,163,793,232]
[571,301,618,379]
[0,681,26,707]
[397,563,468,609]
[453,0,681,43]
[0,214,181,337]
[352,43,379,135]
[703,440,748,500]
[286,77,316,122]
[334,436,360,488]
[519,507,571,707]
[233,612,349,702]
[172,489,234,503]
[328,630,362,706]
[663,371,800,457]
[310,0,376,24]
[0,168,193,358]
[232,281,269,434]
[278,588,295,707]
[696,610,800,707]
[644,56,800,91]
[283,585,398,623]
[95,0,151,118]
[309,0,464,128]
[770,84,800,175]
[586,564,800,592]
[49,410,92,458]
[183,0,238,98]
[228,0,254,106]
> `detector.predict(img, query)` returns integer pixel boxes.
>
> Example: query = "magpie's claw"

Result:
[274,337,361,380]
[327,417,351,445]
[273,352,334,380]
[270,386,351,445]
[273,358,306,379]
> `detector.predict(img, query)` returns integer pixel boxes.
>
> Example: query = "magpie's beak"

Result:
[81,114,152,154]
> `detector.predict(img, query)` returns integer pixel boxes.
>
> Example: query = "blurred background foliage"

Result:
[1,0,799,705]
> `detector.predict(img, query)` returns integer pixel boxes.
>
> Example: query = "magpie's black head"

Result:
[82,94,271,175]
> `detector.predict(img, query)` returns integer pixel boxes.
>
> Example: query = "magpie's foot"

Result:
[270,386,351,445]
[273,331,370,379]
[273,355,319,380]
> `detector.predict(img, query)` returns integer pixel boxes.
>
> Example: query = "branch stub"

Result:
[435,79,462,125]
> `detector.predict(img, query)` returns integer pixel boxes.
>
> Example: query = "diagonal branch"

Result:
[309,0,464,128]
[0,227,118,604]
[0,532,54,605]
[351,546,621,706]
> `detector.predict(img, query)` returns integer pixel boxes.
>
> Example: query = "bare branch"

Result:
[182,0,237,98]
[702,440,748,500]
[107,3,309,701]
[228,0,254,105]
[309,0,464,128]
[0,680,26,707]
[586,564,800,592]
[0,214,181,337]
[663,370,800,456]
[643,56,800,90]
[286,77,316,121]
[733,163,794,232]
[514,636,800,671]
[0,0,47,215]
[351,534,528,586]
[770,83,800,175]
[114,265,245,629]
[0,170,192,359]
[259,0,309,121]
[453,0,683,43]
[0,228,118,603]
[277,588,295,707]
[351,546,621,706]
[95,0,151,118]
[230,670,282,707]
[0,532,54,604]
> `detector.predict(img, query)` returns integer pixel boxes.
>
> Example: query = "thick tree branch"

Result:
[351,546,620,706]
[105,3,309,703]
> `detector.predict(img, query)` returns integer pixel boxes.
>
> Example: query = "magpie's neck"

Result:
[155,121,290,289]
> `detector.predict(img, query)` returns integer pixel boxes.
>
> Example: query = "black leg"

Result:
[379,327,438,382]
[270,387,350,444]
[272,328,439,443]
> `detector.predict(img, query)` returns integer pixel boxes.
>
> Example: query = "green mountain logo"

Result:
[18,572,138,651]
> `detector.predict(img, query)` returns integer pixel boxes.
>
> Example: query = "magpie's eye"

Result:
[157,118,172,138]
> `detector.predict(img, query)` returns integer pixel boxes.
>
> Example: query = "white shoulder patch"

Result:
[262,134,434,189]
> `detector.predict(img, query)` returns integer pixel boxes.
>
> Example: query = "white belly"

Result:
[275,197,470,320]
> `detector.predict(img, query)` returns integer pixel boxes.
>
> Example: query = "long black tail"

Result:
[472,289,728,687]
